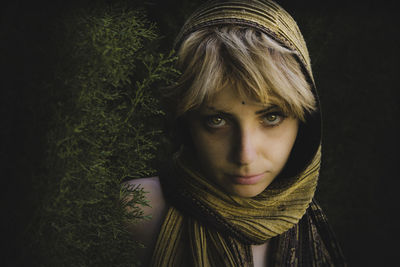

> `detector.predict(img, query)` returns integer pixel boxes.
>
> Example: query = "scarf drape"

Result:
[151,148,318,266]
[151,147,345,266]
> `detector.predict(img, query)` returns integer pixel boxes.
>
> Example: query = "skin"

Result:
[188,86,299,198]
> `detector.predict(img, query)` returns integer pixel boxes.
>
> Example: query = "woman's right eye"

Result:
[205,116,227,128]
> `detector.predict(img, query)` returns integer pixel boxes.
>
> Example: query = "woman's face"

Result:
[188,86,299,198]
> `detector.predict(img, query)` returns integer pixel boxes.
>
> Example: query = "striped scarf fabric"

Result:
[151,148,345,266]
[271,200,346,266]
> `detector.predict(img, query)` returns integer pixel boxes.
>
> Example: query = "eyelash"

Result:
[203,112,287,129]
[204,116,227,128]
[260,112,287,127]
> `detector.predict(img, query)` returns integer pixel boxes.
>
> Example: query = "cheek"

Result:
[189,124,229,164]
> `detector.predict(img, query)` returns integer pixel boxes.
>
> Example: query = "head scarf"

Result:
[151,1,345,266]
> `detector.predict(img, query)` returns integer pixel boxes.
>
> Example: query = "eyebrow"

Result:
[205,104,279,115]
[255,105,279,114]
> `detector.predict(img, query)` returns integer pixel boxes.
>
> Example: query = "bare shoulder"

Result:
[124,177,167,216]
[123,177,168,266]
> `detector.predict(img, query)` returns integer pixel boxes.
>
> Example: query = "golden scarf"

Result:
[151,147,320,267]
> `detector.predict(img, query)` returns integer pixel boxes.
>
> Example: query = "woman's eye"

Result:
[205,116,226,128]
[260,113,285,126]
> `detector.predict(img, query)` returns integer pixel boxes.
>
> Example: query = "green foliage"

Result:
[32,3,178,266]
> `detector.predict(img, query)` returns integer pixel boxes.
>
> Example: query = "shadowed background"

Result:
[1,0,397,266]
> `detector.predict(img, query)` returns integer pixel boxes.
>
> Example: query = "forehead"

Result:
[199,86,281,114]
[203,85,281,110]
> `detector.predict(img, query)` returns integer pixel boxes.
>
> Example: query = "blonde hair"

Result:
[167,26,316,121]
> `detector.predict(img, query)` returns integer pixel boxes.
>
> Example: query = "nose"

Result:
[231,126,257,166]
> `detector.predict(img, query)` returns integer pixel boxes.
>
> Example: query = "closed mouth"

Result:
[228,172,266,185]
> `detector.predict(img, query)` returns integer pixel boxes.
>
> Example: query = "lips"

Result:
[229,173,265,185]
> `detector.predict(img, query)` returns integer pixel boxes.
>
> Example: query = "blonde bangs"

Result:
[171,26,316,121]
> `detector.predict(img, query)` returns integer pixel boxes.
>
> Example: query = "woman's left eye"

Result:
[260,113,285,126]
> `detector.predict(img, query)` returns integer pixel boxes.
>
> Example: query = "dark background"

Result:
[2,0,398,266]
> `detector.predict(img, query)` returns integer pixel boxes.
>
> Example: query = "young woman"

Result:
[127,0,346,266]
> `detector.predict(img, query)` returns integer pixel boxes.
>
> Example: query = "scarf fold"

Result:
[269,199,346,266]
[150,147,338,267]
